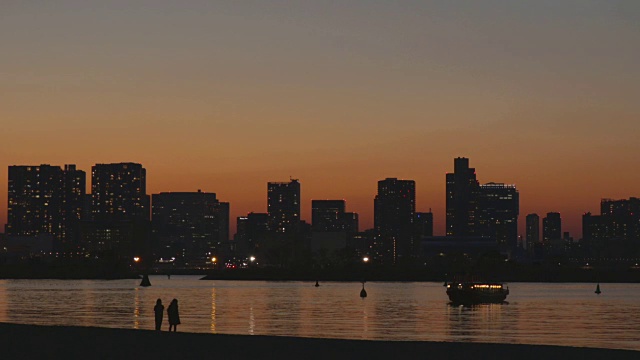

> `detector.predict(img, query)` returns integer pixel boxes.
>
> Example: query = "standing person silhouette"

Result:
[167,299,181,332]
[153,299,164,331]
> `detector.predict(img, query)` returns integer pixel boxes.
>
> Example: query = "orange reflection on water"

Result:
[134,288,140,330]
[210,287,216,333]
[0,280,7,323]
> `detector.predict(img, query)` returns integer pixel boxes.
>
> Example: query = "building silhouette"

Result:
[312,200,345,232]
[542,212,561,243]
[477,183,519,250]
[542,212,562,255]
[583,198,640,258]
[343,212,359,233]
[310,200,360,255]
[414,211,434,238]
[80,162,150,257]
[445,158,520,254]
[235,212,269,256]
[267,179,300,234]
[446,157,479,237]
[91,163,149,222]
[311,200,360,232]
[525,213,540,253]
[6,164,85,251]
[151,190,229,265]
[600,198,640,242]
[62,165,86,249]
[374,178,416,263]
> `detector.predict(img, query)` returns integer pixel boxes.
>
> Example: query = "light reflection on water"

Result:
[0,277,639,350]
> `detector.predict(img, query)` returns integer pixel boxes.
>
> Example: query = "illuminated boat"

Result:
[446,282,509,304]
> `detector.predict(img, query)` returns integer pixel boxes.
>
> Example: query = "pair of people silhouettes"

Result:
[154,298,180,332]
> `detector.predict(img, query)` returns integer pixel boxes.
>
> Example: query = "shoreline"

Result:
[1,322,638,359]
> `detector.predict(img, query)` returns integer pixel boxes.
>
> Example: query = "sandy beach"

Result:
[0,322,637,359]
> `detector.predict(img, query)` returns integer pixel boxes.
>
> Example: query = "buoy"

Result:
[315,280,320,287]
[140,274,151,287]
[360,282,367,298]
[595,283,601,295]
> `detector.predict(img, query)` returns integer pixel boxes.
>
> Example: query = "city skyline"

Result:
[1,159,635,239]
[2,1,640,239]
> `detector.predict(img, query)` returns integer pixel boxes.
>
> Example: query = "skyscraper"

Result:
[83,162,149,256]
[600,198,640,242]
[542,212,562,244]
[374,178,416,262]
[312,200,346,232]
[525,213,540,251]
[8,165,63,240]
[414,211,434,238]
[477,183,519,250]
[343,212,359,233]
[267,179,300,234]
[151,190,228,263]
[235,212,270,255]
[7,164,85,250]
[216,201,230,243]
[62,164,86,248]
[91,163,149,221]
[446,157,479,237]
[583,198,640,257]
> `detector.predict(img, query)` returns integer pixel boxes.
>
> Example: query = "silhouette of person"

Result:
[167,298,180,332]
[153,299,164,331]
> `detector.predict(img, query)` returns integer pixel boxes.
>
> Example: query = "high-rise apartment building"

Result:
[6,164,85,250]
[374,178,416,262]
[477,183,519,250]
[235,212,270,255]
[542,212,562,245]
[80,163,149,256]
[600,198,640,241]
[312,200,345,232]
[311,200,359,233]
[583,198,640,257]
[414,211,434,238]
[525,213,540,251]
[62,164,86,247]
[446,157,479,237]
[343,212,359,233]
[91,163,149,222]
[151,190,229,262]
[267,179,300,234]
[216,201,230,243]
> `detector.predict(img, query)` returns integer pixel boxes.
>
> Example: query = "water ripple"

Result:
[0,278,639,350]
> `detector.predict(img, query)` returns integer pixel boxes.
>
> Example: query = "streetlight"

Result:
[363,257,369,263]
[133,256,140,263]
[250,256,256,262]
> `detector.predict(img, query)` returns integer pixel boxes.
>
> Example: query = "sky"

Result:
[1,0,639,238]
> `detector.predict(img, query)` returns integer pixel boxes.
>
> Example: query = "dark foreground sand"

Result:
[0,322,637,360]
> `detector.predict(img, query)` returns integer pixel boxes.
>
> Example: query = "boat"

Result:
[595,283,601,295]
[446,282,508,304]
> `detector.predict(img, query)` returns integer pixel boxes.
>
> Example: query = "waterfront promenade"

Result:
[0,322,638,360]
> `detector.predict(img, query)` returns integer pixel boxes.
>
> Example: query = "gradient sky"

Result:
[1,0,639,238]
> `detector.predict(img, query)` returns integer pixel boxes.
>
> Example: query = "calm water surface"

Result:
[0,277,639,351]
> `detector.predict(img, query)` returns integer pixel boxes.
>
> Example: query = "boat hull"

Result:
[446,283,508,305]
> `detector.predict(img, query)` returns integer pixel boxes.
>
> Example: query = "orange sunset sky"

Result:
[1,1,639,238]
